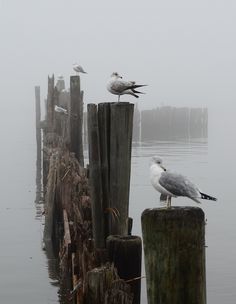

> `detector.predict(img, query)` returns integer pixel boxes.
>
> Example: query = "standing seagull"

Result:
[73,63,87,74]
[107,72,147,102]
[150,156,217,208]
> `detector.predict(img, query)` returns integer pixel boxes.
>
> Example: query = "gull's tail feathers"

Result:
[130,92,139,98]
[200,192,217,201]
[132,89,145,94]
[129,84,148,90]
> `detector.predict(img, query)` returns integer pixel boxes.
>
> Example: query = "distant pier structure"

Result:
[134,105,208,142]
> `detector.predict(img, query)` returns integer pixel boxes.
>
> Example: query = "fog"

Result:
[1,0,236,111]
[0,1,236,303]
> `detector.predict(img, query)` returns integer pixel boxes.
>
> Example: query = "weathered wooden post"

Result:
[109,102,134,235]
[46,75,55,132]
[107,235,142,304]
[35,86,42,202]
[98,103,111,238]
[141,207,206,304]
[85,264,134,304]
[69,76,84,167]
[87,104,105,248]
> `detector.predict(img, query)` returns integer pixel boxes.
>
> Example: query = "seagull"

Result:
[150,156,217,208]
[107,72,147,102]
[73,63,87,74]
[54,105,68,115]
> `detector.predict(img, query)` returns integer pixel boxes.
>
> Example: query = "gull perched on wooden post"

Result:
[107,72,147,102]
[54,105,68,115]
[150,156,217,208]
[73,63,87,75]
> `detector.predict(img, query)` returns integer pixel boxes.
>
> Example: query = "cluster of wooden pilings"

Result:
[35,75,142,303]
[35,75,207,304]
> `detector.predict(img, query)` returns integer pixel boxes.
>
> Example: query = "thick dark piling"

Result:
[141,207,206,304]
[87,104,105,248]
[109,102,134,235]
[98,103,111,238]
[107,235,142,304]
[87,102,134,238]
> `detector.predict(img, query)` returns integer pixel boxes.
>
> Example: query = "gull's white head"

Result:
[111,72,122,79]
[150,156,166,170]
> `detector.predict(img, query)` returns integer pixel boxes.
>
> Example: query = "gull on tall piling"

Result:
[54,105,68,115]
[73,63,87,74]
[150,156,217,208]
[107,72,147,102]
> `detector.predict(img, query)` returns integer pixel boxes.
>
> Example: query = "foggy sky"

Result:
[1,0,236,113]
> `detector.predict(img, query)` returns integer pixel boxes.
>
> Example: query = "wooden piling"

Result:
[69,76,84,167]
[98,103,111,238]
[43,152,59,243]
[35,86,42,202]
[46,75,55,132]
[141,207,206,304]
[85,264,134,304]
[109,102,134,235]
[87,104,105,248]
[106,235,142,304]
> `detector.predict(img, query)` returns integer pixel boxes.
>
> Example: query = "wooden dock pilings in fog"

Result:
[37,75,140,303]
[36,74,209,303]
[141,207,206,304]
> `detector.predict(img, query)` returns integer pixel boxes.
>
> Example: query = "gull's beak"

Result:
[160,165,166,171]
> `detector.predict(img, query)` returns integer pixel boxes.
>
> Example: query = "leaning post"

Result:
[141,207,206,304]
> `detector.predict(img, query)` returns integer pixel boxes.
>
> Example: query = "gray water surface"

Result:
[130,108,236,304]
[0,106,235,303]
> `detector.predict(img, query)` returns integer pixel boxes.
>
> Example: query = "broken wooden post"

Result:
[109,102,134,235]
[85,264,134,304]
[141,207,206,304]
[35,86,42,202]
[69,76,84,167]
[87,104,105,248]
[106,235,142,304]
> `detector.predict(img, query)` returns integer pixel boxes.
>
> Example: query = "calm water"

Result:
[130,108,236,304]
[0,106,235,303]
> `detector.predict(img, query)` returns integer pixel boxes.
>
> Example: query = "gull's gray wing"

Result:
[109,80,133,93]
[110,80,146,93]
[159,171,200,198]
